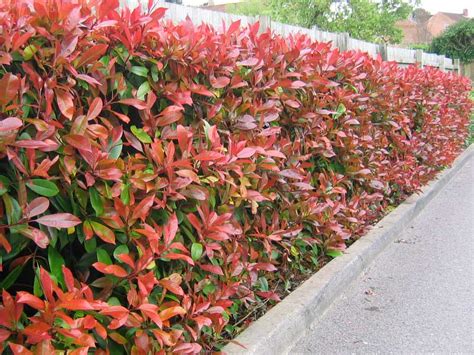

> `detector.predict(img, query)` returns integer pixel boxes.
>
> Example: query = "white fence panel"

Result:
[387,46,416,64]
[444,57,453,69]
[347,38,378,57]
[312,29,340,48]
[423,53,440,67]
[272,22,313,38]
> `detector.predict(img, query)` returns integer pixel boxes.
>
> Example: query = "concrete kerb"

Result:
[223,145,474,355]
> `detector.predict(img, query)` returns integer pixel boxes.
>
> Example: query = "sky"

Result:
[419,0,474,15]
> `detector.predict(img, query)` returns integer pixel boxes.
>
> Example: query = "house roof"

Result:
[437,12,467,22]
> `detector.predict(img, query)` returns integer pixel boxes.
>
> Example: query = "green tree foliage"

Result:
[226,0,272,17]
[430,19,474,64]
[228,0,416,44]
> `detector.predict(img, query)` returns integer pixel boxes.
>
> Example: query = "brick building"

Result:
[397,9,469,46]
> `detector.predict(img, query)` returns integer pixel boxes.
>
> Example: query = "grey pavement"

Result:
[291,158,474,354]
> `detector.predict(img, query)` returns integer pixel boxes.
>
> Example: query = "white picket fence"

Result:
[122,0,460,72]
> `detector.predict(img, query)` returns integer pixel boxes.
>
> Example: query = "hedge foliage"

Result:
[430,18,474,64]
[0,0,471,353]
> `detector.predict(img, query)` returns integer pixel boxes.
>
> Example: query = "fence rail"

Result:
[123,0,461,73]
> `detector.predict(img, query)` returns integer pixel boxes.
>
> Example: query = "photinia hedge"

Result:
[0,0,471,353]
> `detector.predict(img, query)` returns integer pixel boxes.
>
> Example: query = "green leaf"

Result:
[113,245,130,261]
[26,179,59,197]
[0,175,10,196]
[84,238,97,253]
[97,248,112,265]
[290,245,299,257]
[334,103,346,119]
[191,242,203,261]
[75,187,89,209]
[2,194,21,225]
[109,140,123,160]
[258,277,269,291]
[131,125,152,144]
[107,296,122,306]
[120,183,130,205]
[33,270,43,297]
[23,44,37,61]
[137,81,151,100]
[202,282,216,296]
[48,246,65,287]
[89,187,104,217]
[131,66,149,77]
[326,250,344,258]
[151,65,159,82]
[0,264,24,290]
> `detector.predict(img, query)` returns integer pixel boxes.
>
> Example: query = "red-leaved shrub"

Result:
[0,0,471,353]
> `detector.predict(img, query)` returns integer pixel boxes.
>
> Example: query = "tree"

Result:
[430,19,474,64]
[226,0,272,17]
[228,0,417,44]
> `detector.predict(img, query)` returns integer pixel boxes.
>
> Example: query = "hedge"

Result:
[0,0,471,353]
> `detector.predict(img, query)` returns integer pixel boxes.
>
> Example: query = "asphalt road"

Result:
[291,158,474,354]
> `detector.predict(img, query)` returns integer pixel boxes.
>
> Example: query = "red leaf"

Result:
[24,197,49,218]
[62,265,75,291]
[192,315,212,330]
[131,195,155,222]
[57,299,94,311]
[64,134,92,152]
[0,117,22,132]
[160,279,184,296]
[284,99,300,109]
[156,105,184,126]
[93,262,128,277]
[19,227,49,249]
[56,90,75,120]
[14,140,59,151]
[256,291,281,301]
[237,57,259,66]
[87,97,103,120]
[228,20,241,35]
[16,291,45,310]
[163,252,194,266]
[163,213,178,245]
[0,328,11,342]
[75,74,102,86]
[291,80,306,89]
[119,98,148,110]
[138,304,163,327]
[210,76,230,89]
[100,305,129,319]
[237,147,256,159]
[39,267,54,302]
[159,306,186,321]
[0,73,20,106]
[199,264,224,275]
[34,213,81,228]
[0,232,12,253]
[9,343,33,355]
[194,151,224,161]
[87,220,115,244]
[253,262,277,272]
[76,44,108,68]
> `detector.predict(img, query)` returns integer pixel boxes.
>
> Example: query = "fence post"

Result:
[337,32,350,51]
[258,15,271,33]
[311,26,319,42]
[453,58,460,75]
[378,43,388,61]
[415,50,424,68]
[438,55,446,72]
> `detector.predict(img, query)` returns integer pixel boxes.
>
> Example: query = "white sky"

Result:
[419,0,473,15]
